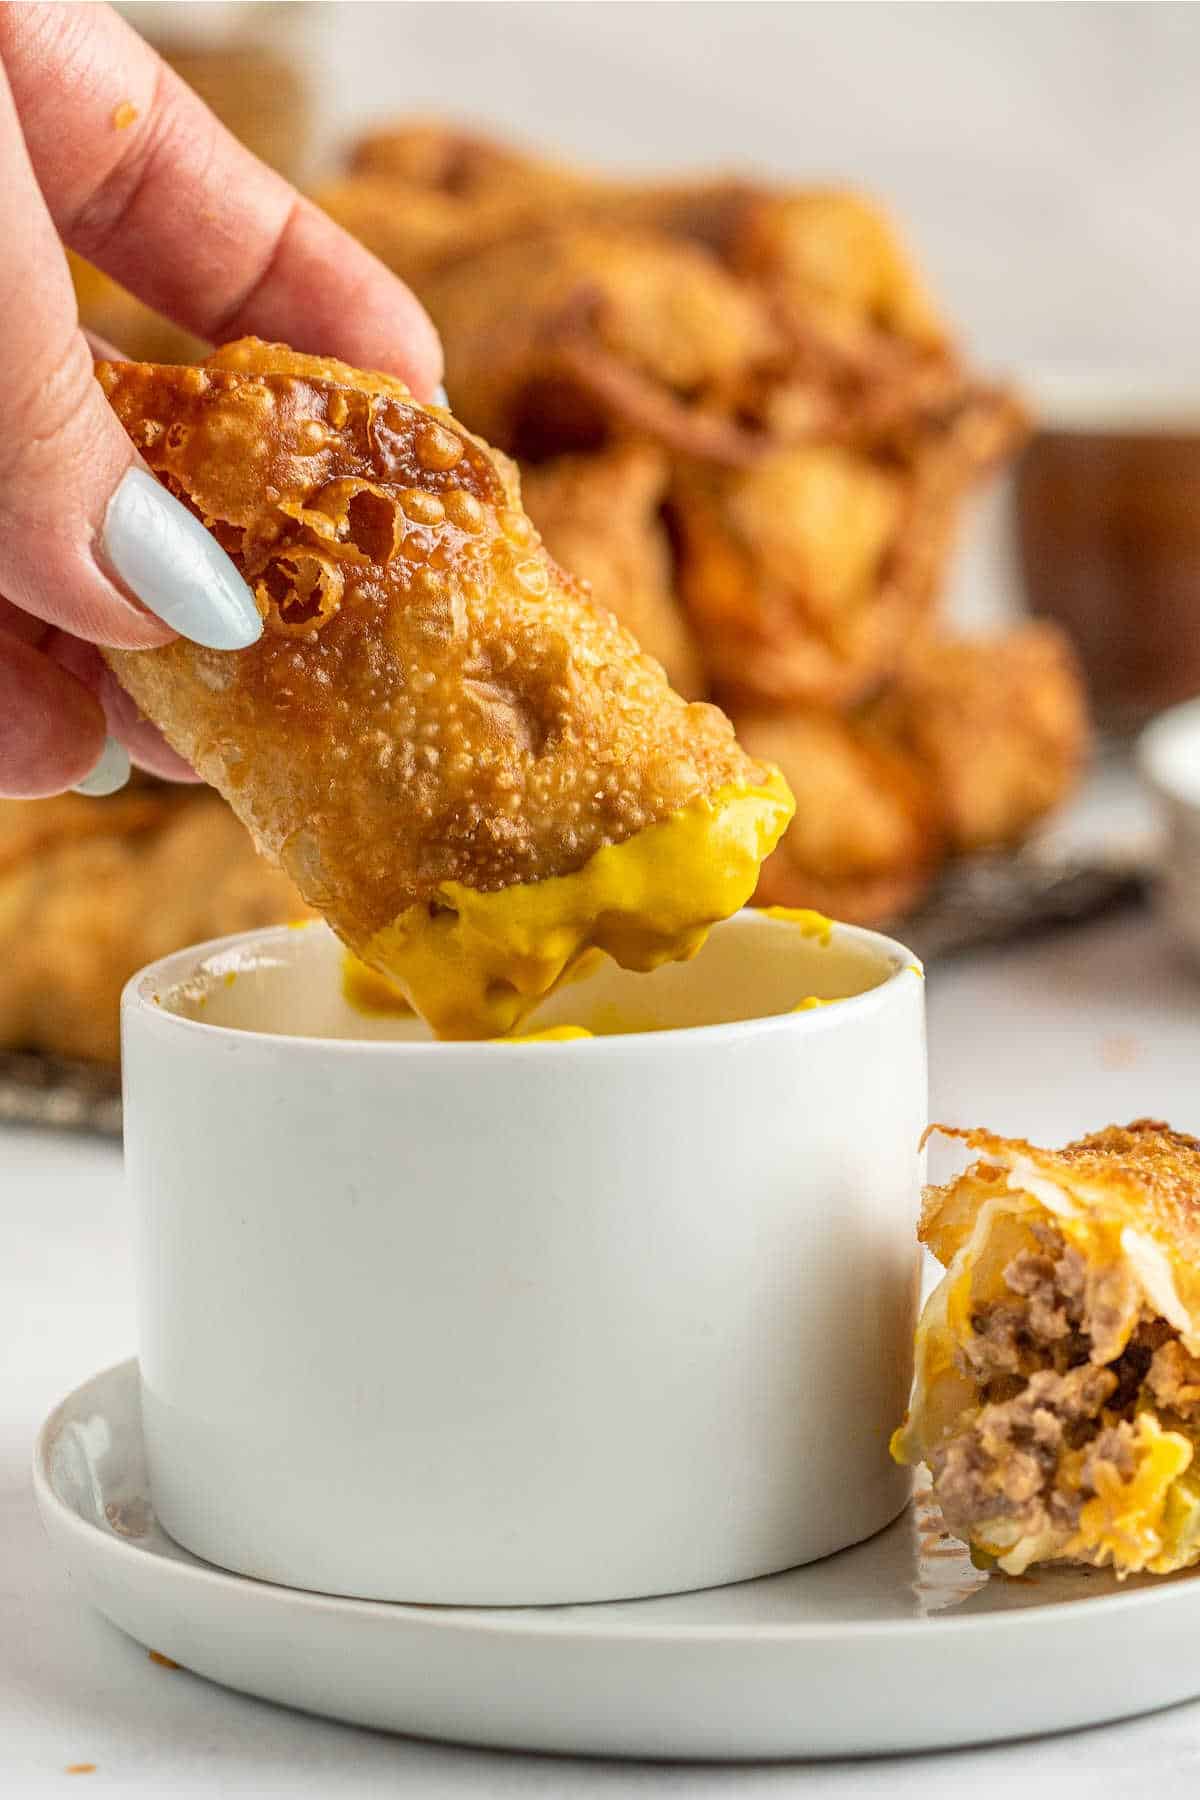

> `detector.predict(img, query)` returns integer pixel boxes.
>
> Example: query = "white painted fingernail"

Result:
[432,384,450,409]
[102,468,262,650]
[72,736,130,797]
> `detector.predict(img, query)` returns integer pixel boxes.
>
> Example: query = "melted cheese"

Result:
[895,1167,1200,1578]
[358,773,794,1039]
[1065,1416,1194,1576]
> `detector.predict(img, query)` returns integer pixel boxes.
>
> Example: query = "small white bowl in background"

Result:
[1139,697,1200,963]
[122,910,927,1606]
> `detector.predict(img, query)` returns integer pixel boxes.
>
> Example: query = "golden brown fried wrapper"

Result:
[343,127,938,348]
[716,189,968,449]
[311,177,547,290]
[346,123,751,260]
[519,446,706,699]
[671,443,907,709]
[348,120,591,210]
[334,127,974,441]
[868,623,1090,852]
[920,1122,1200,1273]
[672,384,1028,709]
[99,339,791,1037]
[0,792,308,1065]
[727,189,949,351]
[735,709,941,924]
[319,126,604,293]
[0,784,170,878]
[417,225,783,464]
[896,1121,1200,1577]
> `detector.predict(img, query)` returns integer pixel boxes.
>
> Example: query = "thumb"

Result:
[0,328,263,656]
[0,58,261,655]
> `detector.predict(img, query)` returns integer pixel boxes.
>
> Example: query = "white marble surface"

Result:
[5,856,1200,1794]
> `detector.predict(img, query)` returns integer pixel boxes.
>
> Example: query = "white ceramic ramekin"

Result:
[122,910,926,1605]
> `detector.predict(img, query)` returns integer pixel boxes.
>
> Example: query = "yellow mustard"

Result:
[341,952,414,1017]
[500,1026,594,1043]
[760,905,834,946]
[355,773,794,1039]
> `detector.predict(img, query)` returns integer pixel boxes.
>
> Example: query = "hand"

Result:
[0,2,442,798]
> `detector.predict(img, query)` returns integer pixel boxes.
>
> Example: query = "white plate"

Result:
[34,1361,1200,1761]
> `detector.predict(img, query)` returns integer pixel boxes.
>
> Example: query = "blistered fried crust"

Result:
[671,385,1028,709]
[896,1121,1200,1577]
[417,226,783,464]
[867,624,1090,852]
[98,340,777,950]
[520,446,705,699]
[922,1122,1200,1273]
[671,445,909,709]
[735,710,941,924]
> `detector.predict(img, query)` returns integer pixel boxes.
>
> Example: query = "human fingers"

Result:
[0,53,262,663]
[0,592,196,790]
[45,631,199,783]
[2,3,443,396]
[0,59,261,796]
[0,629,109,797]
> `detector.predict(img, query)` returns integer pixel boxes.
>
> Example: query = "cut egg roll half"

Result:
[894,1120,1200,1577]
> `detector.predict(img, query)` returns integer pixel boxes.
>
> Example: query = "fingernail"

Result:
[432,384,450,409]
[72,736,130,797]
[101,468,262,651]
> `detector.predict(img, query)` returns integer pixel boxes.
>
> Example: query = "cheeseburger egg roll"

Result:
[98,339,791,1038]
[895,1121,1200,1578]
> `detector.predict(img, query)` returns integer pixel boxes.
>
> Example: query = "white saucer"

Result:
[34,1360,1200,1760]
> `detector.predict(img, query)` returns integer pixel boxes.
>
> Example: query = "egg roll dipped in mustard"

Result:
[98,340,792,1038]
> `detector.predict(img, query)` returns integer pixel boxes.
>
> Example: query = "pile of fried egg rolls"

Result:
[24,121,1091,1064]
[310,123,1089,924]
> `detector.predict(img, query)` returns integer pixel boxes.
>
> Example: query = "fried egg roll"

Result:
[99,339,791,1038]
[895,1121,1200,1577]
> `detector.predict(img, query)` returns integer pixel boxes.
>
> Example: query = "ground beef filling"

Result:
[931,1225,1200,1550]
[957,1227,1090,1391]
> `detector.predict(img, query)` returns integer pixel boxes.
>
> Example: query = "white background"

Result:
[297,0,1200,625]
[302,0,1200,379]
